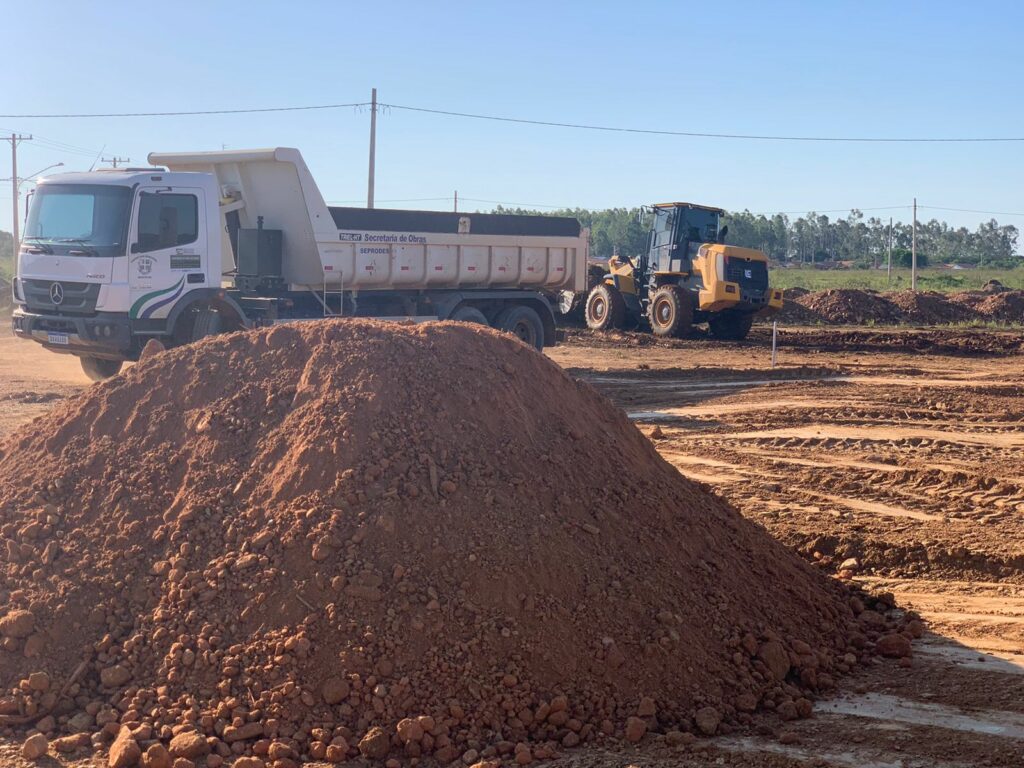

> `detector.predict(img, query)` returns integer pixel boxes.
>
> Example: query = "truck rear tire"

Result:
[585,284,626,331]
[648,285,693,338]
[451,305,489,325]
[709,310,754,341]
[80,356,123,382]
[191,305,223,342]
[496,305,544,350]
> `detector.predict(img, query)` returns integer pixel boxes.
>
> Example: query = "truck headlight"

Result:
[12,277,24,303]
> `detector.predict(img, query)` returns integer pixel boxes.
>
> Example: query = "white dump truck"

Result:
[11,148,587,379]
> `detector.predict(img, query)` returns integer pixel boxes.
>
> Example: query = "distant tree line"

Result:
[492,206,1021,268]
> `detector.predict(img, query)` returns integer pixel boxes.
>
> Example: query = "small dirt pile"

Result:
[885,290,979,325]
[0,321,899,765]
[976,291,1024,322]
[952,290,1024,323]
[793,289,901,325]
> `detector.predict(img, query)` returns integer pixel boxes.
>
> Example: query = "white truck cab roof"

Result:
[37,168,208,187]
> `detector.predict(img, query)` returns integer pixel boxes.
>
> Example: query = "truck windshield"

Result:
[24,184,133,257]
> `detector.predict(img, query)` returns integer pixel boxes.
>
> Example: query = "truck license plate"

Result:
[47,332,69,345]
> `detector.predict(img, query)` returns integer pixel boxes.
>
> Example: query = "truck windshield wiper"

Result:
[54,238,100,255]
[21,237,53,254]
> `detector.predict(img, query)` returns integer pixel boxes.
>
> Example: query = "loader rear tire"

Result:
[709,310,754,341]
[648,285,693,338]
[80,356,123,382]
[585,284,626,331]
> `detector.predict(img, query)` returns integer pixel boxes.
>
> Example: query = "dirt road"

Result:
[1,326,1022,767]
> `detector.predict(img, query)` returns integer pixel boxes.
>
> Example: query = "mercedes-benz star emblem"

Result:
[49,282,64,305]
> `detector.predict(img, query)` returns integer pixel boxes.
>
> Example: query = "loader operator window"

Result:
[136,192,198,253]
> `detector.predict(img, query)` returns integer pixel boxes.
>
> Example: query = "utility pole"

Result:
[911,197,918,291]
[4,133,32,255]
[367,87,377,209]
[453,190,458,213]
[887,216,893,286]
[102,156,130,168]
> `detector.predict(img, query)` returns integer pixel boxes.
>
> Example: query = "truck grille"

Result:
[23,279,100,315]
[725,259,768,295]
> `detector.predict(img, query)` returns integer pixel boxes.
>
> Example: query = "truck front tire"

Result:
[585,284,626,331]
[709,310,754,341]
[80,356,124,382]
[191,305,224,342]
[648,285,693,338]
[496,305,544,350]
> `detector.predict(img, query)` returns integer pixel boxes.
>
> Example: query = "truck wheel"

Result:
[191,305,223,342]
[451,305,489,325]
[585,284,626,331]
[648,285,693,338]
[496,305,544,350]
[80,356,123,382]
[709,310,754,341]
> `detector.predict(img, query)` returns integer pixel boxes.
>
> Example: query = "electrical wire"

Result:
[459,196,566,209]
[746,205,912,216]
[0,102,370,118]
[3,98,1024,142]
[381,103,1024,143]
[918,205,1024,218]
[326,197,454,205]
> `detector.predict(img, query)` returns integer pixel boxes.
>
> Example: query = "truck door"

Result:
[128,187,206,323]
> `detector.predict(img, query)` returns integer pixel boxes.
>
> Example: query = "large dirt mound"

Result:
[0,321,885,764]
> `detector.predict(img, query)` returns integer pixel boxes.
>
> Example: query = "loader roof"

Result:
[652,202,725,214]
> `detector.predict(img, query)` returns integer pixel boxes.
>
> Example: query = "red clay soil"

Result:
[780,288,1024,326]
[791,289,902,325]
[885,290,980,325]
[0,321,907,766]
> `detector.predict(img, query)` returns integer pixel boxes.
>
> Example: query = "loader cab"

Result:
[648,203,724,275]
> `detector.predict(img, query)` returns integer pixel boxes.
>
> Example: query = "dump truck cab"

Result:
[585,202,783,340]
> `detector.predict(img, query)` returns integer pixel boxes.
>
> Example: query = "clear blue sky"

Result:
[2,0,1023,244]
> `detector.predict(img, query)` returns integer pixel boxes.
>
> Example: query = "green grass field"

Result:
[770,266,1024,293]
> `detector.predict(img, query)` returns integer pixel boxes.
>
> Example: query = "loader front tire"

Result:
[585,283,626,331]
[648,285,693,338]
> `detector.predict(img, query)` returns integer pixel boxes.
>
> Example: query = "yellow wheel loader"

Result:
[585,203,783,340]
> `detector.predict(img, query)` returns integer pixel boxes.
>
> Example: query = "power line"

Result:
[918,205,1024,218]
[0,102,370,118]
[747,205,912,216]
[459,196,566,209]
[381,103,1024,143]
[3,97,1024,142]
[326,196,453,205]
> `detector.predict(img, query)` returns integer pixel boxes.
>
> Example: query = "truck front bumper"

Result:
[11,308,133,361]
